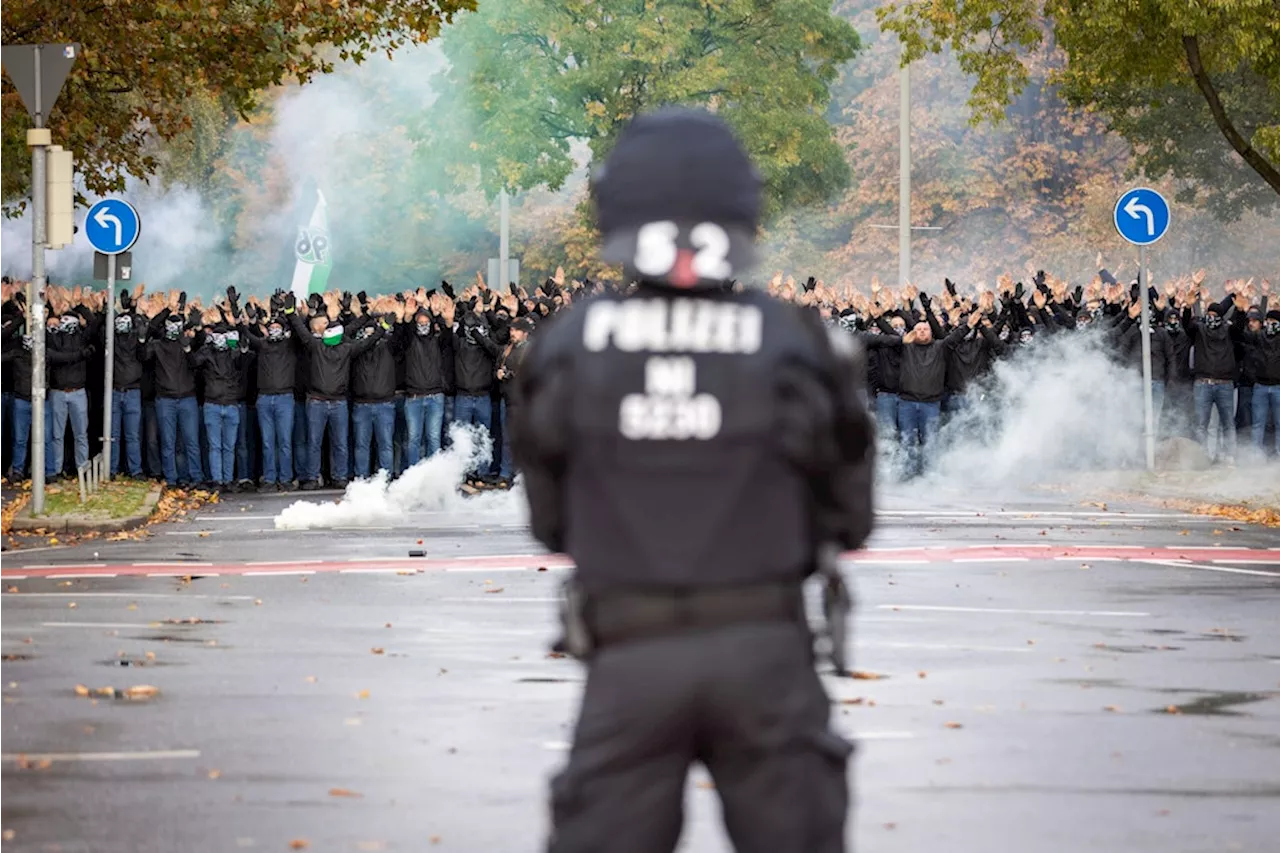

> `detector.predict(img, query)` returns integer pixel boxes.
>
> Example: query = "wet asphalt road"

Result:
[2,483,1279,853]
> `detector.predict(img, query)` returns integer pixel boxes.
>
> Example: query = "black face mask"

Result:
[164,320,183,341]
[1265,320,1280,337]
[267,325,287,342]
[1166,321,1181,334]
[1205,314,1224,330]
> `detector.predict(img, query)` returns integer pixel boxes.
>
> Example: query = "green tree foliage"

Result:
[1,0,475,209]
[424,0,861,218]
[875,0,1280,218]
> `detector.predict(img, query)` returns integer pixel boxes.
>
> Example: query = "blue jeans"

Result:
[353,401,395,477]
[47,388,90,477]
[404,393,445,466]
[897,399,941,478]
[203,403,240,484]
[1252,384,1280,453]
[499,399,514,479]
[442,395,456,448]
[875,391,899,440]
[143,400,162,477]
[156,396,203,485]
[454,394,493,476]
[1194,380,1236,458]
[8,397,41,477]
[293,399,309,482]
[392,395,407,475]
[111,388,143,476]
[257,394,295,484]
[235,402,254,482]
[306,398,349,483]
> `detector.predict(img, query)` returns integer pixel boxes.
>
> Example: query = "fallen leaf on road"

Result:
[1165,705,1181,714]
[95,686,116,698]
[208,769,221,779]
[328,788,363,798]
[289,840,310,850]
[884,823,897,830]
[396,570,415,576]
[1103,705,1121,712]
[2,829,13,841]
[357,689,371,699]
[850,671,885,680]
[1177,529,1189,536]
[838,697,864,705]
[145,651,156,660]
[370,648,385,655]
[123,685,159,700]
[74,684,90,697]
[254,599,262,606]
[384,623,392,628]
[127,603,138,610]
[305,676,317,683]
[944,722,963,729]
[5,586,17,593]
[48,537,59,545]
[932,699,944,706]
[546,652,567,659]
[68,602,77,609]
[429,836,441,845]
[1026,640,1035,646]
[198,532,210,538]
[484,587,505,594]
[58,580,72,587]
[917,671,927,679]
[1212,529,1223,535]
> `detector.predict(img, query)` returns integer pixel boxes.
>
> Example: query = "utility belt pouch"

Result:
[556,576,595,660]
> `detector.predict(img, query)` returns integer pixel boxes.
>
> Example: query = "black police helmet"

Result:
[591,107,762,291]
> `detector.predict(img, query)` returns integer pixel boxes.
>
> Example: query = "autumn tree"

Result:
[1,0,474,209]
[876,0,1280,218]
[423,0,861,219]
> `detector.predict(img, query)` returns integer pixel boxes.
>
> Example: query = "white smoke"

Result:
[274,423,524,530]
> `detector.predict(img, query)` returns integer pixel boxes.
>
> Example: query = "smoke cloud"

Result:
[274,423,524,530]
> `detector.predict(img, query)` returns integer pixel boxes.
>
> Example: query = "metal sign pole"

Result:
[898,55,911,287]
[499,189,510,291]
[29,47,49,514]
[1139,244,1155,470]
[102,255,117,480]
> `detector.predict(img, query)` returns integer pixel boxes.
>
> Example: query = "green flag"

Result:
[291,189,332,301]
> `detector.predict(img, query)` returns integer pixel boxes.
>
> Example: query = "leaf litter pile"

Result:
[3,485,219,549]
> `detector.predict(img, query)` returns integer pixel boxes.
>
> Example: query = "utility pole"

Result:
[3,43,79,514]
[499,189,510,291]
[898,56,911,288]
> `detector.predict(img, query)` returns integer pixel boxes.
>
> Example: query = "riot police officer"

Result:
[510,107,875,853]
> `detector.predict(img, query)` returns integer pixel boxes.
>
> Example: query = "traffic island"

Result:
[6,479,162,534]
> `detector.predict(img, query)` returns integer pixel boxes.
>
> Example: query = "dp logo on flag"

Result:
[295,226,330,265]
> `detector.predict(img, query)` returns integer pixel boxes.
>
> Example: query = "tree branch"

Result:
[1182,34,1280,196]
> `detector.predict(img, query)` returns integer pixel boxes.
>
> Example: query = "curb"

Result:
[9,485,162,534]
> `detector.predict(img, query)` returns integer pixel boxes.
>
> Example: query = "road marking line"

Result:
[438,597,559,602]
[148,572,219,578]
[46,573,118,579]
[244,561,321,567]
[40,622,159,629]
[1144,560,1280,578]
[242,570,315,576]
[1053,556,1121,562]
[860,642,1032,653]
[188,515,278,522]
[952,557,1028,563]
[2,576,28,580]
[855,559,930,565]
[15,592,254,600]
[1,750,200,762]
[444,566,542,573]
[338,568,401,574]
[345,557,409,563]
[131,562,214,568]
[877,605,1150,617]
[5,564,108,572]
[1,545,71,554]
[1210,559,1280,566]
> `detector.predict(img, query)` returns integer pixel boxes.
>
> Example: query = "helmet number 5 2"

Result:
[634,221,732,280]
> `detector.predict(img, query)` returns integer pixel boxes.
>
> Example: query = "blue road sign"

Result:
[1113,187,1170,246]
[84,198,141,255]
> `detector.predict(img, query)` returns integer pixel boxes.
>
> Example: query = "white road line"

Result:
[877,605,1150,617]
[1053,556,1122,562]
[444,566,540,573]
[859,641,1033,653]
[242,570,315,577]
[338,568,402,574]
[856,559,930,565]
[148,572,219,578]
[2,576,27,580]
[46,573,118,579]
[1210,559,1280,566]
[244,561,320,567]
[952,557,1028,563]
[1,750,200,762]
[188,515,278,522]
[131,562,214,568]
[12,592,254,600]
[345,557,408,563]
[1,545,72,554]
[5,564,107,571]
[40,622,159,629]
[1144,560,1280,578]
[438,597,559,602]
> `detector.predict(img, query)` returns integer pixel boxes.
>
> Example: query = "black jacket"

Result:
[288,311,386,400]
[143,336,197,399]
[1243,331,1280,385]
[453,314,501,394]
[1,341,35,400]
[1119,319,1176,383]
[945,327,998,393]
[401,319,451,396]
[350,320,398,404]
[47,326,93,390]
[190,343,248,404]
[109,311,147,391]
[866,318,967,403]
[243,327,299,397]
[1184,307,1243,382]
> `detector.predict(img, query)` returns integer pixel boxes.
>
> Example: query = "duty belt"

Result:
[578,581,807,649]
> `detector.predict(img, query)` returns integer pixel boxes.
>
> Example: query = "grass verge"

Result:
[42,478,154,519]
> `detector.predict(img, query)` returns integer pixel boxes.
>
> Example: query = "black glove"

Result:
[1073,285,1084,304]
[804,276,816,292]
[944,278,957,297]
[12,289,25,307]
[395,292,406,303]
[508,282,519,297]
[918,291,932,309]
[307,293,324,314]
[270,291,284,312]
[188,307,202,327]
[283,292,297,313]
[440,280,455,299]
[340,291,353,313]
[357,291,369,312]
[1014,282,1024,300]
[1129,282,1140,302]
[120,289,133,311]
[178,291,187,312]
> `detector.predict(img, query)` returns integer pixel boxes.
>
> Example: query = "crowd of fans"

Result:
[1,264,1276,493]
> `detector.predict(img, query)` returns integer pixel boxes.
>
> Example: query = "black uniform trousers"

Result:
[548,621,852,853]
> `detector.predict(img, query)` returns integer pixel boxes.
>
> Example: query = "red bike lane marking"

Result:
[1,547,1276,579]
